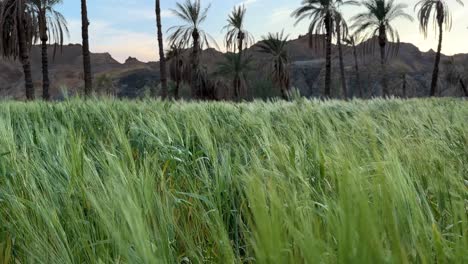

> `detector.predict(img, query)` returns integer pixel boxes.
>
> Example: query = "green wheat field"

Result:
[0,99,467,263]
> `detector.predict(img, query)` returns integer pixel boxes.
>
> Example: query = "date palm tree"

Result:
[30,0,68,100]
[216,53,253,100]
[168,0,217,99]
[343,34,362,97]
[166,44,185,99]
[155,0,168,99]
[291,0,357,98]
[257,31,290,100]
[81,0,92,96]
[222,4,254,54]
[415,0,464,96]
[0,0,37,100]
[352,0,413,97]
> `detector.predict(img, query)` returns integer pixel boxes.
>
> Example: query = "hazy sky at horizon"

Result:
[58,0,468,62]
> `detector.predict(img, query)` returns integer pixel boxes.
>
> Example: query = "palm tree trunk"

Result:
[233,76,240,100]
[379,36,388,97]
[41,38,50,100]
[17,2,34,100]
[324,14,332,98]
[459,78,468,97]
[40,11,50,100]
[81,0,93,96]
[402,73,407,98]
[191,30,200,99]
[155,0,168,99]
[175,80,180,100]
[238,32,244,54]
[352,43,362,98]
[336,23,347,99]
[430,22,443,97]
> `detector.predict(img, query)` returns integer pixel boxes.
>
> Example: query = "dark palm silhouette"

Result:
[257,31,290,100]
[155,0,168,99]
[223,5,254,54]
[343,34,362,97]
[30,0,68,100]
[166,44,185,99]
[81,0,92,96]
[216,53,253,100]
[415,0,464,96]
[352,0,413,97]
[168,0,218,99]
[0,0,37,100]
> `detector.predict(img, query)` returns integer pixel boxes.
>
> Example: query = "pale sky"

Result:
[58,0,468,62]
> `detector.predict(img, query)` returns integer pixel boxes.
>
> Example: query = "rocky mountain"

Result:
[1,36,467,100]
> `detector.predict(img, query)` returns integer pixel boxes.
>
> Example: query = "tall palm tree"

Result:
[343,34,362,97]
[352,0,413,97]
[415,0,464,96]
[0,0,37,100]
[81,0,92,96]
[222,4,254,54]
[155,0,168,99]
[257,31,290,100]
[30,0,68,100]
[216,53,253,100]
[291,0,357,98]
[168,0,217,99]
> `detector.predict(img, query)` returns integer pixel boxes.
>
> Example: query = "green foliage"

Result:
[0,99,467,263]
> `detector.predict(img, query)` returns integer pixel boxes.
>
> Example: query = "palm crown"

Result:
[415,0,464,37]
[352,0,413,44]
[29,0,68,46]
[167,0,217,49]
[257,31,290,99]
[222,5,254,53]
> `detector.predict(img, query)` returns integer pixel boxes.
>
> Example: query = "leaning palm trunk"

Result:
[39,10,50,100]
[324,14,332,97]
[155,0,168,99]
[81,0,92,96]
[336,22,347,99]
[430,21,443,97]
[17,1,34,100]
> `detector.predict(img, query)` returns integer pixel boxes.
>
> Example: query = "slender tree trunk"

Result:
[324,14,332,98]
[41,38,50,100]
[379,29,388,97]
[238,32,244,54]
[402,73,407,98]
[430,22,443,97]
[459,78,468,97]
[336,22,347,99]
[17,1,34,100]
[191,30,200,99]
[175,80,180,99]
[233,76,240,100]
[352,43,362,98]
[40,10,50,100]
[155,0,168,99]
[81,0,92,96]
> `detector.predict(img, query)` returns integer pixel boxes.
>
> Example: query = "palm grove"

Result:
[0,0,466,100]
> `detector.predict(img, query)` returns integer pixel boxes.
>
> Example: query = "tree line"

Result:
[0,0,466,100]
